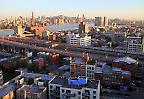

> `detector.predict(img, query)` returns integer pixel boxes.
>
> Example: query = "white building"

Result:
[49,77,100,99]
[86,60,96,79]
[125,36,144,52]
[66,33,80,45]
[80,35,91,47]
[66,33,91,47]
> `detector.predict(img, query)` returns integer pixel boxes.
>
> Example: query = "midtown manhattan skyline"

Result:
[0,0,144,20]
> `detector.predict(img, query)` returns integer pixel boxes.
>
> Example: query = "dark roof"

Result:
[50,77,99,89]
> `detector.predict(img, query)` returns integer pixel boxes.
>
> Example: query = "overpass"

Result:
[0,37,144,65]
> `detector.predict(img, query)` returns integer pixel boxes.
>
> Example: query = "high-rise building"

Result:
[95,16,108,27]
[85,23,90,33]
[41,16,45,27]
[14,26,23,37]
[80,14,85,22]
[104,17,108,26]
[95,17,102,27]
[31,12,35,26]
[79,22,85,36]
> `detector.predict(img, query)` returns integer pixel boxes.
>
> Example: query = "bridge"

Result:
[0,36,144,65]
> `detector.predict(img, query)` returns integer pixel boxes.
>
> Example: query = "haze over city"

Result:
[1,0,144,99]
[0,0,144,20]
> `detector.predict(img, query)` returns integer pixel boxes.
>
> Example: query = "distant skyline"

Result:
[0,0,144,20]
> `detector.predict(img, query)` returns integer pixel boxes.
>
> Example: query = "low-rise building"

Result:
[16,85,47,99]
[0,72,55,99]
[66,33,91,46]
[112,57,138,72]
[70,58,86,77]
[125,36,144,52]
[95,64,131,86]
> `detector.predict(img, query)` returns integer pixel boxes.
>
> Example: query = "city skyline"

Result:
[0,0,144,20]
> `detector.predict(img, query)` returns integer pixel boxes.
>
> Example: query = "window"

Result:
[93,96,96,99]
[50,85,53,89]
[66,90,71,93]
[62,89,65,93]
[78,91,81,95]
[92,67,94,70]
[93,91,96,94]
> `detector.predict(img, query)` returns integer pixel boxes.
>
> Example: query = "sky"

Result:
[0,0,144,20]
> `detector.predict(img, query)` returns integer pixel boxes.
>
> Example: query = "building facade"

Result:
[125,36,144,52]
[70,58,86,77]
[66,33,91,47]
[49,77,100,99]
[95,16,108,27]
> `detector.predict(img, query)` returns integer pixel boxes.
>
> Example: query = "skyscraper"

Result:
[104,17,108,26]
[79,22,85,36]
[41,16,45,27]
[31,12,35,26]
[95,16,108,27]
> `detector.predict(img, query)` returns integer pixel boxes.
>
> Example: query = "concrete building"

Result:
[85,23,91,33]
[0,72,54,99]
[95,16,108,27]
[86,60,96,79]
[104,17,108,26]
[79,22,85,36]
[112,57,138,72]
[125,36,144,52]
[70,58,86,77]
[14,26,23,37]
[80,35,91,47]
[49,76,100,99]
[95,64,131,86]
[66,33,80,45]
[66,33,91,47]
[16,85,47,99]
[70,57,96,79]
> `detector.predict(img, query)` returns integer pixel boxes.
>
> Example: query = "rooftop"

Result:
[0,83,18,97]
[87,59,96,65]
[50,77,99,89]
[17,85,46,94]
[113,57,137,64]
[71,58,85,65]
[95,67,103,73]
[127,36,141,39]
[95,65,131,75]
[22,73,54,81]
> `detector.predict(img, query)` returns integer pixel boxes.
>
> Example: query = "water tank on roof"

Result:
[68,78,87,86]
[78,78,87,85]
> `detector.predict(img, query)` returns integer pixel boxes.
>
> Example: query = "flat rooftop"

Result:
[113,57,137,64]
[22,73,54,81]
[50,77,99,89]
[71,58,85,65]
[17,85,45,94]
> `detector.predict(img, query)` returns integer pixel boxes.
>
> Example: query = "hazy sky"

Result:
[0,0,144,20]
